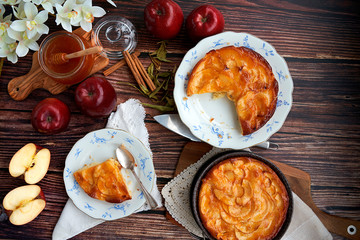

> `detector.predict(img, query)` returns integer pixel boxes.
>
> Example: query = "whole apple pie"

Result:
[198,157,289,240]
[187,46,278,135]
[74,158,131,203]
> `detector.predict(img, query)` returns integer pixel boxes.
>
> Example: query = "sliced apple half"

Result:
[2,185,46,225]
[9,143,50,184]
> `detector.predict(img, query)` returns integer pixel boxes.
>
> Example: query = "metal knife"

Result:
[153,114,278,150]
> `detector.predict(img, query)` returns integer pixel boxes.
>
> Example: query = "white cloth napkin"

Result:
[53,99,162,240]
[162,147,333,240]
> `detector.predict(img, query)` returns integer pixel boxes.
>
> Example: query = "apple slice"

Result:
[9,143,50,184]
[2,185,46,225]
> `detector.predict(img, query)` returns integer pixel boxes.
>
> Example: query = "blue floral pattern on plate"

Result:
[63,129,154,220]
[174,32,294,149]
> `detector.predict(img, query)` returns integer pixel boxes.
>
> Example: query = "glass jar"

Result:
[38,31,94,85]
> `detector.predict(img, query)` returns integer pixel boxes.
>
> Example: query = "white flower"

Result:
[55,0,81,32]
[7,27,39,56]
[34,0,65,14]
[11,2,26,19]
[0,40,18,63]
[0,0,21,6]
[74,0,105,32]
[10,2,49,39]
[0,4,13,44]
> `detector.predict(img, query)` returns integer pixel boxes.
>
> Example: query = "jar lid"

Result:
[92,16,137,60]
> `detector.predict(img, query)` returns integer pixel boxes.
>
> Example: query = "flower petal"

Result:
[10,20,26,32]
[24,2,38,20]
[8,52,18,64]
[26,29,36,39]
[80,20,91,32]
[91,6,106,17]
[26,40,39,51]
[42,2,54,14]
[6,28,22,41]
[16,41,29,57]
[35,10,49,24]
[61,21,72,32]
[36,24,49,35]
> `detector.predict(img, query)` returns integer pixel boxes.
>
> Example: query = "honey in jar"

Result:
[38,31,94,85]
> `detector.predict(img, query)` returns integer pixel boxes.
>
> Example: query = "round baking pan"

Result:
[190,150,293,240]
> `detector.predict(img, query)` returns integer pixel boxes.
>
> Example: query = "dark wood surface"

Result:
[1,0,359,239]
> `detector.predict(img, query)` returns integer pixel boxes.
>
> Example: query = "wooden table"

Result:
[1,0,359,239]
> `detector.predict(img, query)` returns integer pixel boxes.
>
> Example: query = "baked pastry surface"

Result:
[74,158,131,203]
[187,46,278,135]
[199,157,289,240]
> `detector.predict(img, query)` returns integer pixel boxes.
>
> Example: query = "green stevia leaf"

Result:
[139,84,150,95]
[150,55,161,70]
[166,97,175,107]
[142,103,175,112]
[153,73,161,86]
[164,75,172,91]
[147,63,154,80]
[118,81,151,97]
[158,72,172,78]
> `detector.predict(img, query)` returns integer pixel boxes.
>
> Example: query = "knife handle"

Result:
[253,142,279,150]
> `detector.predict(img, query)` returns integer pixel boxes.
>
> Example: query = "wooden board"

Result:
[7,28,109,101]
[168,142,360,240]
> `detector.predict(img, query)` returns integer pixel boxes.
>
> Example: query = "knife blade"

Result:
[153,114,278,150]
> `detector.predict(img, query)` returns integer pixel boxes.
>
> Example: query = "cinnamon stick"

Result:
[123,50,147,91]
[103,51,140,76]
[132,54,156,91]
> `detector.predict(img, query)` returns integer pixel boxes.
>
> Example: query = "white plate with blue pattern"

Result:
[174,31,293,149]
[63,129,154,220]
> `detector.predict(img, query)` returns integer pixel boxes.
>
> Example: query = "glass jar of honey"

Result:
[38,31,94,85]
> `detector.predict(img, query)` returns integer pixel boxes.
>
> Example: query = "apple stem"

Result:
[156,10,162,15]
[201,17,208,23]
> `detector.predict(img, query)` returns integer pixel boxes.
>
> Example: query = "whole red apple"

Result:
[144,0,184,40]
[186,5,225,42]
[75,76,117,118]
[31,98,70,134]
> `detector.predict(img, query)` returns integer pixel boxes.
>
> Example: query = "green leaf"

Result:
[147,63,154,80]
[142,103,175,112]
[158,72,172,78]
[151,41,172,63]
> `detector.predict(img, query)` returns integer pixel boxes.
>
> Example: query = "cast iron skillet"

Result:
[190,151,293,240]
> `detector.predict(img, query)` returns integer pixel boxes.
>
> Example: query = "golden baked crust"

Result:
[74,158,131,203]
[199,157,289,240]
[187,46,278,135]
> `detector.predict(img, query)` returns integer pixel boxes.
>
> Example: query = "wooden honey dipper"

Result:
[51,46,103,65]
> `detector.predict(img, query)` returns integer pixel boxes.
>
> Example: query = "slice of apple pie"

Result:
[73,158,131,203]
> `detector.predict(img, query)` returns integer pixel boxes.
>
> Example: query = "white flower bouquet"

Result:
[0,0,115,63]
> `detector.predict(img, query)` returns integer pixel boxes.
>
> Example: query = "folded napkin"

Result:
[162,147,333,240]
[53,99,162,240]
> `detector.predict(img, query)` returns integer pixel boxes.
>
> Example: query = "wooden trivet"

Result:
[166,142,360,240]
[7,28,109,101]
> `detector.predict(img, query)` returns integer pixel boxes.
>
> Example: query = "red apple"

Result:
[9,143,50,184]
[75,76,117,118]
[31,98,70,134]
[2,185,46,225]
[144,0,184,40]
[186,5,225,42]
